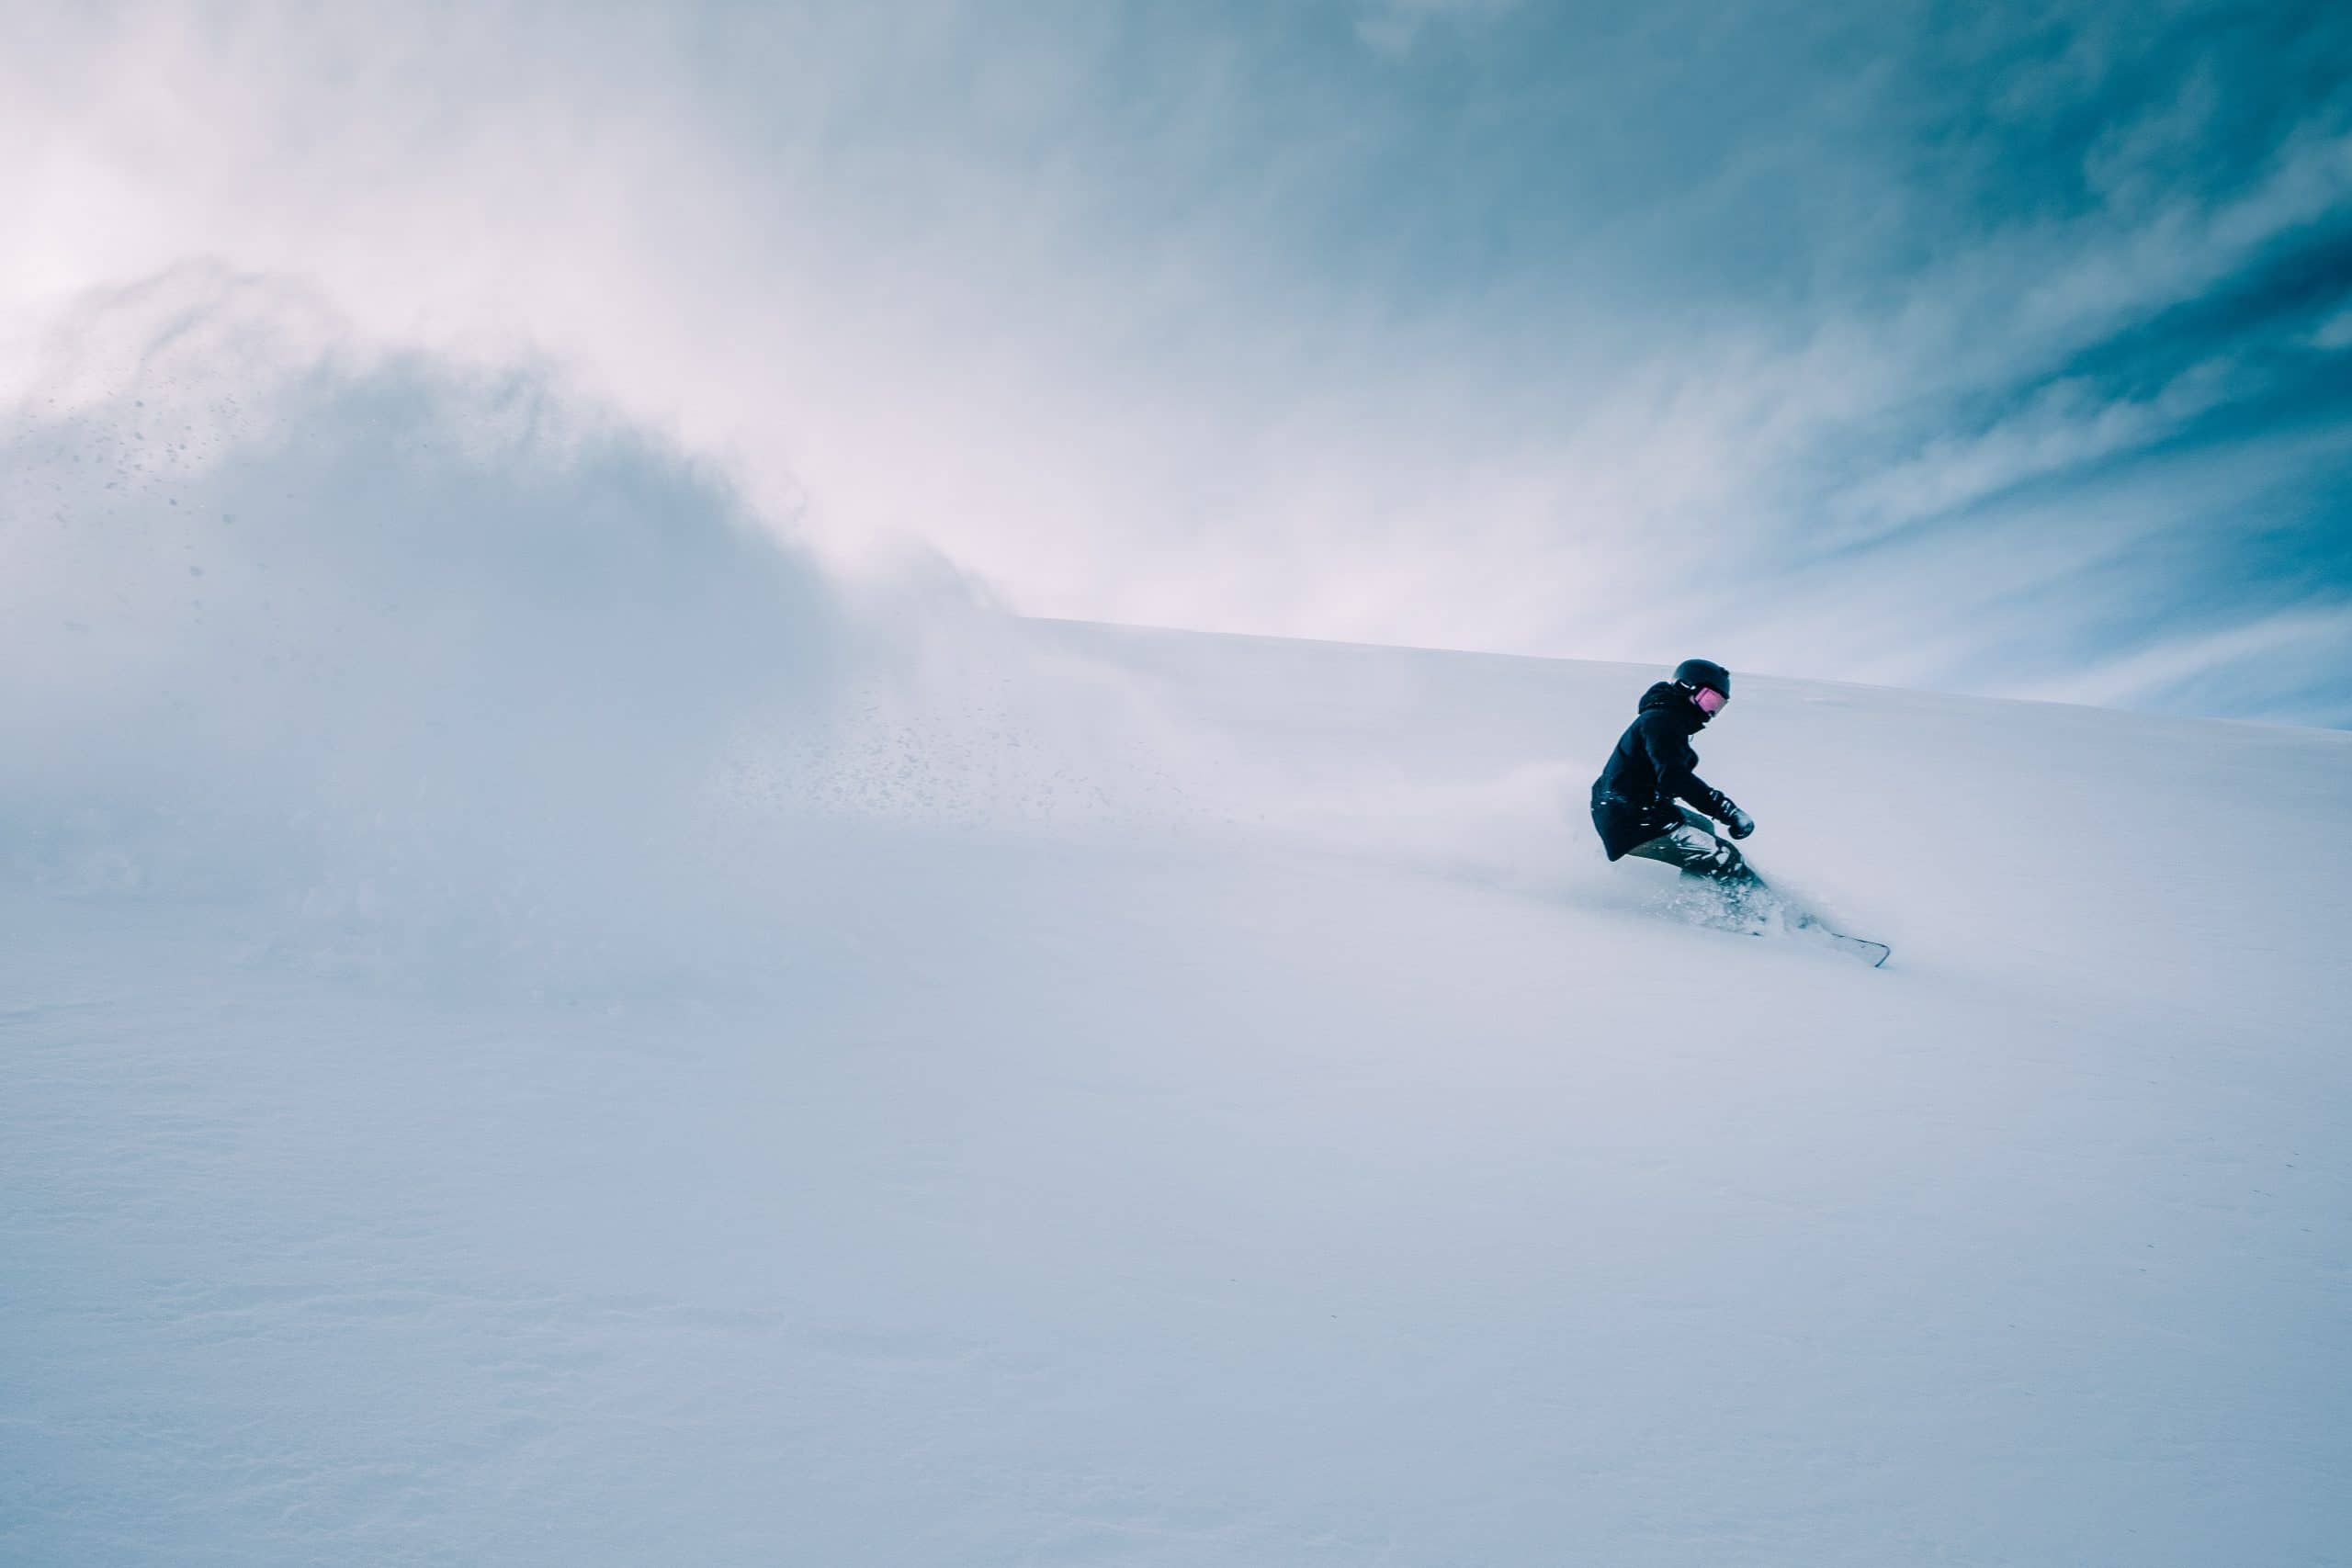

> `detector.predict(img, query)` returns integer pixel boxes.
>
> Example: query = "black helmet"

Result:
[1673,658,1730,698]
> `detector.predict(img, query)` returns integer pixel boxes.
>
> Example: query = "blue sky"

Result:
[6,0,2351,723]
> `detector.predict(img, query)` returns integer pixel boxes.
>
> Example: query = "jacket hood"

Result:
[1638,680,1707,731]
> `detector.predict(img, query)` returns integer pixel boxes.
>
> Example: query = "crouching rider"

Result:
[1590,659,1759,892]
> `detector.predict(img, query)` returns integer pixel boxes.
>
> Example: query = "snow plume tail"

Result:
[1,269,855,993]
[1,269,1652,998]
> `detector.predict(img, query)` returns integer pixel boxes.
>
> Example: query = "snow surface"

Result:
[6,281,2350,1564]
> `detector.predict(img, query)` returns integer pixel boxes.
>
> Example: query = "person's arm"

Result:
[1637,711,1747,830]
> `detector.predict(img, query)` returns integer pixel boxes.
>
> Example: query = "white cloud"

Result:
[1354,0,1522,56]
[2022,603,2352,716]
[1826,359,2242,544]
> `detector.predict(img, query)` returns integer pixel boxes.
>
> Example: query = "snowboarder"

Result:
[1590,659,1759,897]
[1591,660,1890,965]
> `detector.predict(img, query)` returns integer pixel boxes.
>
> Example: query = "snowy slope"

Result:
[6,301,2350,1565]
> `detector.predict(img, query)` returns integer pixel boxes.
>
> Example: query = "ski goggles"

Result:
[1691,685,1727,716]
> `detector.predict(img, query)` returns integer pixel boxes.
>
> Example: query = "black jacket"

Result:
[1589,682,1737,860]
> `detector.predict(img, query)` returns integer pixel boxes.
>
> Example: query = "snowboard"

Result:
[1802,925,1891,967]
[1676,877,1891,967]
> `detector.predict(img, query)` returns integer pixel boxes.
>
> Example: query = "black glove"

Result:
[1723,804,1756,840]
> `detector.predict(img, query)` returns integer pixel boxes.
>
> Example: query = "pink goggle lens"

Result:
[1692,686,1727,716]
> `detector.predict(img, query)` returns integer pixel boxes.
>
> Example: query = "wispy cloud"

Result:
[1352,0,1522,56]
[2024,603,2352,725]
[1825,361,2244,547]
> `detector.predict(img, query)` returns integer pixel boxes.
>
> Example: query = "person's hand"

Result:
[1724,805,1756,840]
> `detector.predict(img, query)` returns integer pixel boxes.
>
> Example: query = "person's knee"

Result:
[1645,825,1750,879]
[1701,840,1748,879]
